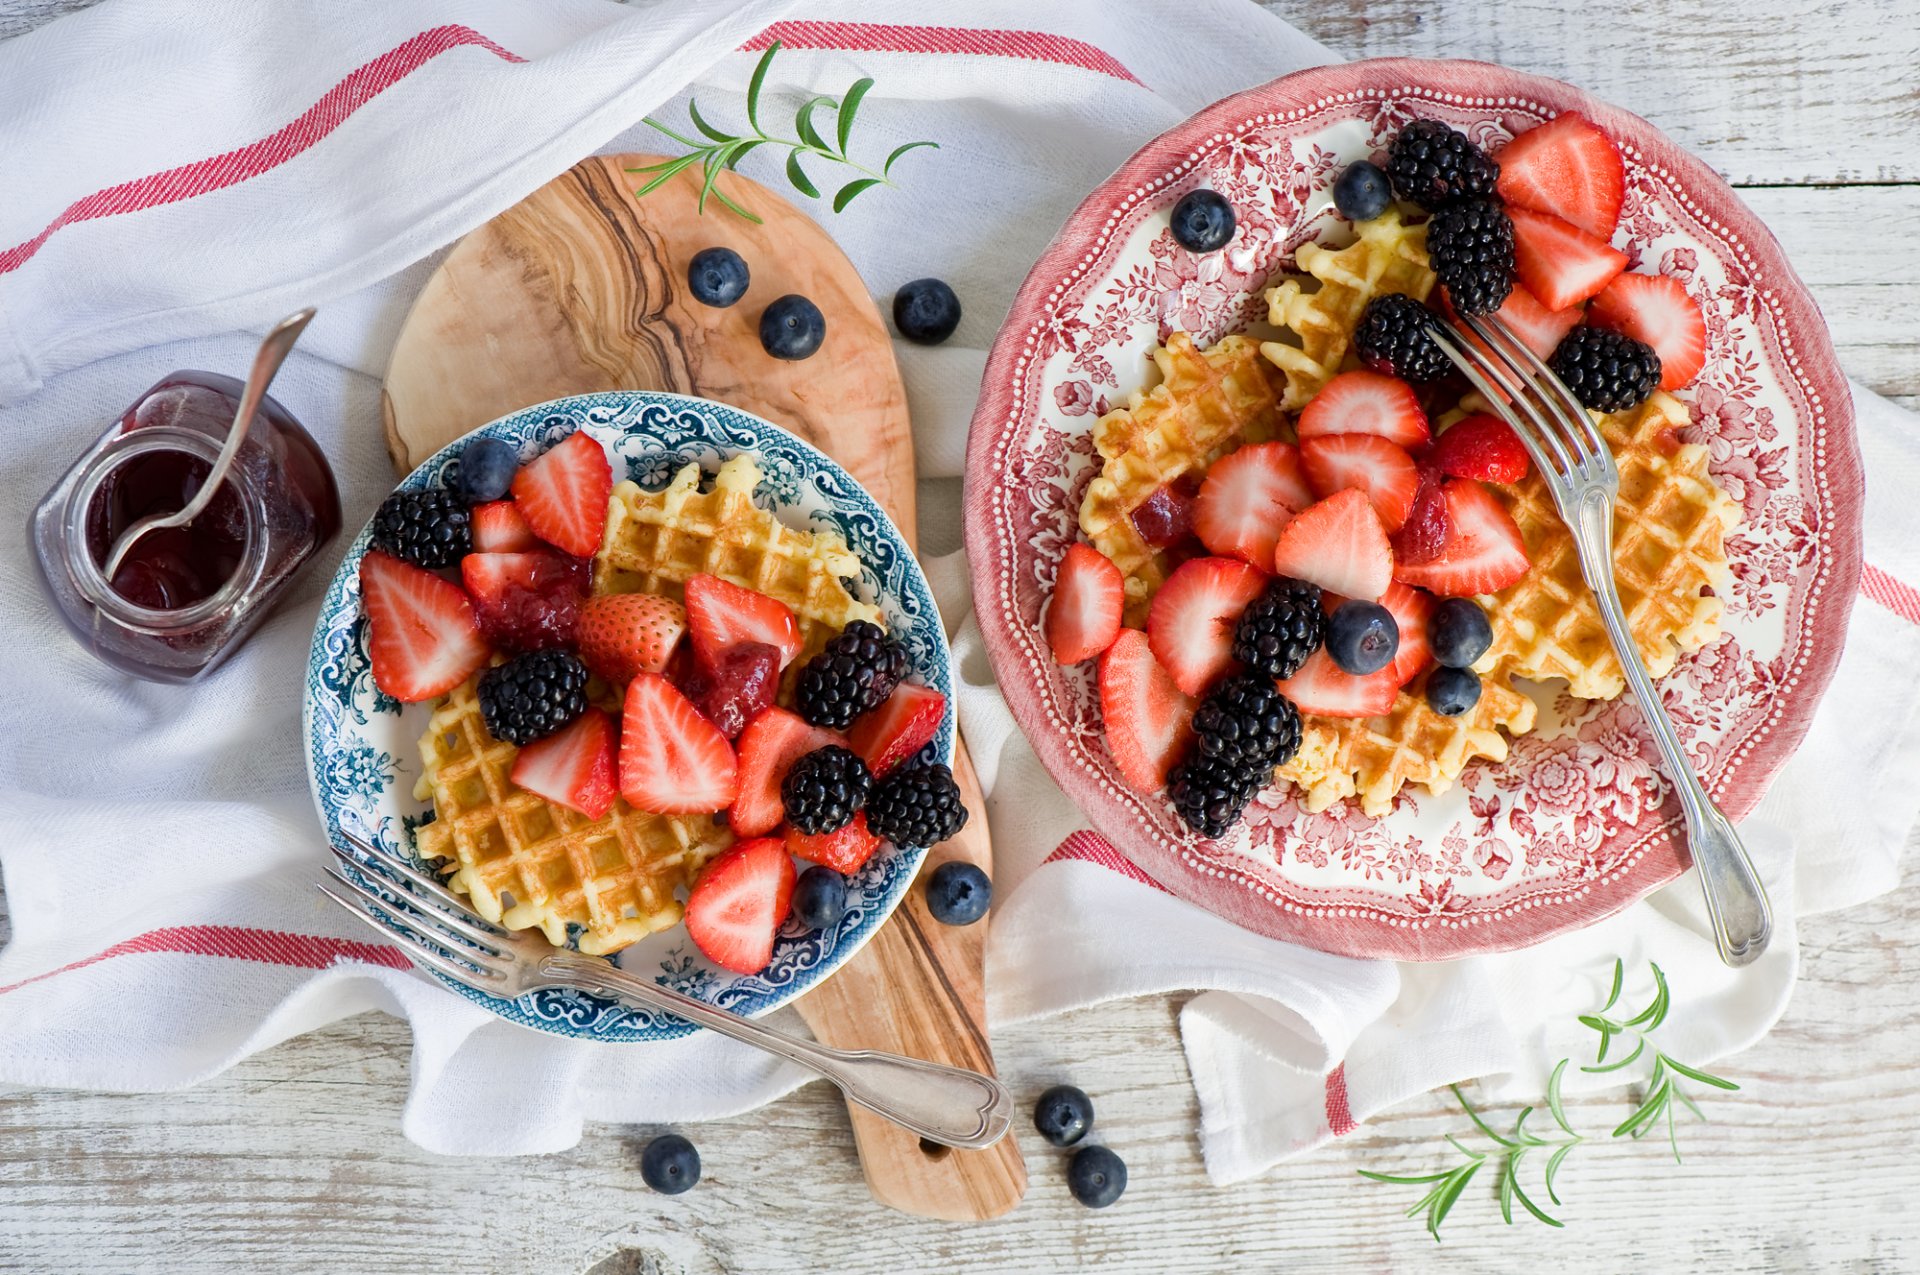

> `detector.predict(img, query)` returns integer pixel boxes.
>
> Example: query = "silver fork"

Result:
[318,829,1013,1148]
[1427,312,1772,967]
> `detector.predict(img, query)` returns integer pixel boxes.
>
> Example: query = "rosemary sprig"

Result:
[1578,959,1740,1163]
[630,40,939,224]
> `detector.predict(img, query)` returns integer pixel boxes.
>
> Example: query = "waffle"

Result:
[1078,333,1284,624]
[1475,391,1738,700]
[1259,208,1435,411]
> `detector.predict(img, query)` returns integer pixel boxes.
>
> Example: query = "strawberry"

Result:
[731,707,848,836]
[1296,370,1430,450]
[469,500,541,553]
[1045,543,1125,664]
[460,550,590,652]
[1488,285,1585,361]
[576,592,686,685]
[1430,414,1531,485]
[1097,628,1196,792]
[1508,206,1628,311]
[1586,272,1707,391]
[1378,581,1434,687]
[1301,434,1420,532]
[1270,489,1394,602]
[509,430,612,557]
[1192,441,1312,566]
[1495,111,1625,240]
[683,573,803,669]
[786,811,882,874]
[1146,556,1267,696]
[1392,478,1530,597]
[618,672,739,814]
[1391,466,1452,566]
[679,641,780,740]
[358,549,490,702]
[1275,648,1400,718]
[684,836,795,975]
[510,709,618,818]
[847,681,946,777]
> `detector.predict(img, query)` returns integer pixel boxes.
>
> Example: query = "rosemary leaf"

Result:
[1662,1056,1740,1091]
[795,95,837,153]
[1544,1141,1578,1205]
[884,140,940,176]
[836,77,874,156]
[833,177,883,212]
[744,40,777,134]
[1546,1058,1579,1138]
[1602,957,1625,1012]
[786,152,819,199]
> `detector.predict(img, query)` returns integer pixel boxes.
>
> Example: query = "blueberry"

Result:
[759,294,826,360]
[1034,1084,1094,1148]
[1326,600,1400,676]
[454,436,518,504]
[1426,666,1482,717]
[792,865,848,931]
[1169,189,1235,253]
[1067,1145,1128,1208]
[687,247,750,308]
[1429,598,1493,669]
[639,1133,701,1194]
[1333,160,1393,222]
[892,277,962,345]
[925,861,991,926]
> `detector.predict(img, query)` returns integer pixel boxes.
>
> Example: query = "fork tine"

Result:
[317,884,508,988]
[1473,313,1613,472]
[1451,313,1583,476]
[334,829,500,927]
[1426,324,1571,477]
[321,864,511,966]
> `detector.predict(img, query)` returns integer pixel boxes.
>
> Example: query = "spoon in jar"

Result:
[102,308,317,581]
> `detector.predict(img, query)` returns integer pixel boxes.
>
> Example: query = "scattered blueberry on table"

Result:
[1429,598,1493,669]
[1426,665,1483,717]
[687,246,750,308]
[792,866,848,931]
[1033,1084,1094,1148]
[1169,188,1235,253]
[1326,599,1399,676]
[1067,1144,1128,1208]
[923,860,990,926]
[759,294,826,360]
[640,1133,701,1194]
[1332,159,1393,221]
[892,277,962,345]
[453,435,518,504]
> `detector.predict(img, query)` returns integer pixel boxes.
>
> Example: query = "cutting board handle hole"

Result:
[917,1137,953,1161]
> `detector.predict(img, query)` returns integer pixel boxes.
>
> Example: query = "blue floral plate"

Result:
[303,391,952,1042]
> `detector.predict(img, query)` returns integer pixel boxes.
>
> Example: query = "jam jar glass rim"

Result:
[62,425,270,635]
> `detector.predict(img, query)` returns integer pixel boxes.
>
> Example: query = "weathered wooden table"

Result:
[3,1,1916,1269]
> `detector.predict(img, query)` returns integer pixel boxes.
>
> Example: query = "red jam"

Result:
[1130,474,1202,548]
[83,448,249,609]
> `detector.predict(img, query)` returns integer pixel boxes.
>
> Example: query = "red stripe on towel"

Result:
[1860,562,1920,626]
[1042,830,1171,893]
[0,924,408,996]
[744,20,1143,85]
[1324,1063,1358,1136]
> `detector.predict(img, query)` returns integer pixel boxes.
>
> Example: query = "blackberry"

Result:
[866,763,968,847]
[1232,577,1325,679]
[1386,119,1499,211]
[781,745,872,835]
[1549,326,1661,412]
[1427,197,1514,316]
[1353,294,1450,383]
[371,489,470,569]
[1167,753,1263,839]
[1190,673,1303,775]
[478,649,589,745]
[795,620,912,729]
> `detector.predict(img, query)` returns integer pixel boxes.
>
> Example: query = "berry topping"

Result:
[1507,205,1628,311]
[868,763,970,849]
[1390,467,1452,567]
[479,648,590,745]
[923,859,991,925]
[1549,325,1662,412]
[1353,294,1450,384]
[509,709,618,818]
[618,671,738,814]
[795,619,912,730]
[576,591,686,685]
[460,550,590,652]
[358,549,490,703]
[1430,414,1531,485]
[684,836,794,974]
[680,640,780,740]
[683,573,803,669]
[468,499,541,553]
[1333,160,1393,222]
[759,293,826,360]
[781,744,872,835]
[1192,441,1313,567]
[791,865,848,931]
[1586,272,1706,391]
[1429,597,1494,669]
[1270,489,1394,603]
[1427,197,1515,316]
[730,707,848,837]
[1296,369,1431,450]
[1034,1085,1095,1148]
[1067,1145,1128,1209]
[1301,433,1421,532]
[454,436,520,505]
[687,246,749,308]
[1379,581,1435,686]
[1387,119,1499,211]
[509,430,612,558]
[1169,188,1236,253]
[1425,665,1483,717]
[1495,111,1625,240]
[1167,753,1263,838]
[1046,543,1125,664]
[1146,556,1267,697]
[371,489,471,569]
[639,1134,702,1195]
[1275,647,1401,719]
[1231,576,1325,681]
[892,277,963,345]
[1128,474,1202,548]
[1098,629,1198,793]
[1392,478,1530,597]
[1464,284,1584,362]
[787,810,882,875]
[1188,672,1303,775]
[1325,599,1400,676]
[847,680,947,777]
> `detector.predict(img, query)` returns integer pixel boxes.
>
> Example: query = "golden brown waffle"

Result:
[1079,333,1283,624]
[1259,208,1436,411]
[412,676,732,956]
[1475,391,1738,700]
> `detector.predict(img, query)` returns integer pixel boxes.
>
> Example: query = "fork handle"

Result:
[539,952,1014,1150]
[1568,490,1773,966]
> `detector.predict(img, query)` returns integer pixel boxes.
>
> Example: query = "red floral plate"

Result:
[964,59,1861,960]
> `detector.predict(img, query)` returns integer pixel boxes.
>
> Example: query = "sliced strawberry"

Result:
[847,681,946,776]
[460,550,590,652]
[1587,272,1707,391]
[786,811,882,874]
[1192,441,1312,566]
[731,707,848,836]
[1392,466,1452,566]
[1496,112,1625,240]
[678,641,780,740]
[1508,206,1628,311]
[1130,474,1202,549]
[1430,414,1531,485]
[1489,285,1586,361]
[618,672,738,814]
[509,430,612,557]
[577,592,685,685]
[1275,648,1400,718]
[684,573,803,669]
[1270,489,1393,602]
[684,836,795,975]
[1392,478,1530,597]
[469,500,541,553]
[1098,629,1196,792]
[358,549,490,703]
[1146,557,1267,696]
[1301,434,1420,532]
[1296,370,1430,450]
[510,709,618,818]
[1045,543,1125,664]
[1379,581,1435,687]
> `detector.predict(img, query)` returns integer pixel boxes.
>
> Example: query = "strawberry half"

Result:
[731,707,849,836]
[1146,556,1267,696]
[684,836,796,975]
[1391,466,1452,567]
[1392,478,1530,598]
[1045,543,1125,664]
[1301,434,1420,532]
[358,549,491,703]
[460,550,591,652]
[510,709,618,818]
[1191,441,1312,566]
[618,672,739,814]
[1379,581,1435,687]
[1489,285,1586,361]
[1270,489,1394,602]
[1275,648,1400,718]
[1296,370,1430,450]
[509,430,612,557]
[1098,628,1196,792]
[576,592,686,685]
[786,811,882,874]
[469,500,541,553]
[1430,414,1531,485]
[1508,206,1627,312]
[684,573,803,669]
[1586,272,1707,391]
[847,681,946,776]
[1495,111,1625,240]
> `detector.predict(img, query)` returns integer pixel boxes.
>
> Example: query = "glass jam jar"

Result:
[30,370,342,682]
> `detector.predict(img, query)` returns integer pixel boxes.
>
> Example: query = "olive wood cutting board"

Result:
[381,153,1025,1221]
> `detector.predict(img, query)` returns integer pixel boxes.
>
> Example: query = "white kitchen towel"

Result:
[1,0,1914,1184]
